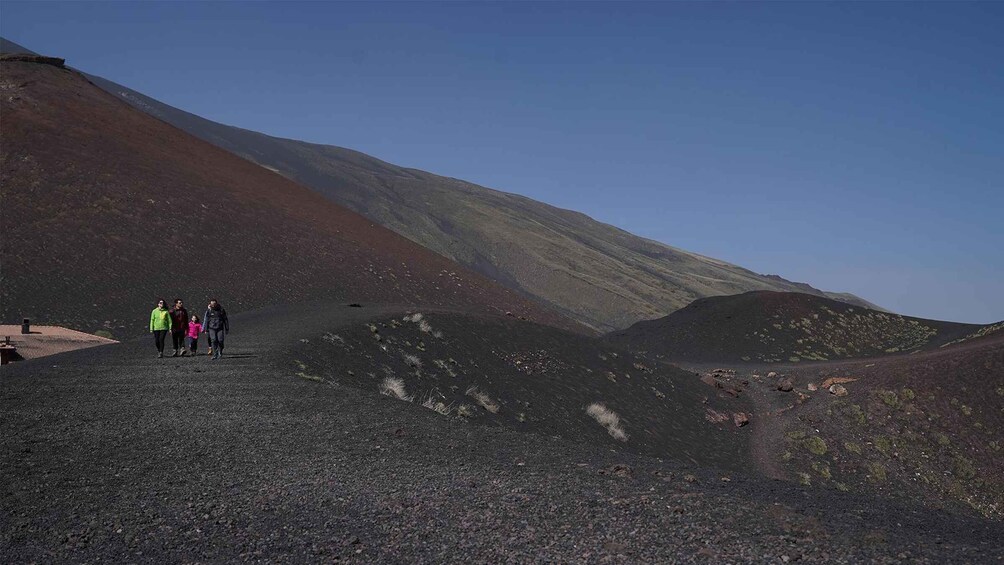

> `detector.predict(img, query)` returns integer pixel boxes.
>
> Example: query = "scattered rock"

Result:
[777,378,794,392]
[807,383,818,392]
[733,412,750,427]
[829,384,848,397]
[600,464,633,478]
[705,408,730,424]
[821,376,858,389]
[767,371,778,378]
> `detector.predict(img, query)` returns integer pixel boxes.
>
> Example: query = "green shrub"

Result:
[804,436,828,456]
[94,329,114,339]
[901,388,915,400]
[873,436,892,455]
[844,441,862,455]
[812,461,832,479]
[843,404,867,425]
[877,390,900,409]
[954,457,976,480]
[867,462,887,482]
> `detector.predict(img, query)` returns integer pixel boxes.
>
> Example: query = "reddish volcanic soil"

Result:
[0,58,581,337]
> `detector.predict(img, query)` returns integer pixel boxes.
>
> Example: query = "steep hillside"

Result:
[0,55,578,337]
[0,36,877,331]
[608,291,981,363]
[687,332,1004,518]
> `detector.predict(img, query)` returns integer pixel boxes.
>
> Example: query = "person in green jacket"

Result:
[150,298,173,358]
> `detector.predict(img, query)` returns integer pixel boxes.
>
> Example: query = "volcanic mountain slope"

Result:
[0,54,578,337]
[0,35,878,332]
[608,291,982,363]
[4,302,1001,562]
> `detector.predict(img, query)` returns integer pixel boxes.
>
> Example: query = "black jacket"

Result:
[203,306,229,332]
[170,307,189,334]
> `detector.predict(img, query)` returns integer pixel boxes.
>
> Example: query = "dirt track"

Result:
[2,302,1001,563]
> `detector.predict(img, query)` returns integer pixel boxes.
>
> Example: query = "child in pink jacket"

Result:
[186,314,203,356]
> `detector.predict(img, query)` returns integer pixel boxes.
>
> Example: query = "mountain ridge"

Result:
[0,36,882,331]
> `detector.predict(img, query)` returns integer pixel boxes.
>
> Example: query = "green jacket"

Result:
[150,307,173,332]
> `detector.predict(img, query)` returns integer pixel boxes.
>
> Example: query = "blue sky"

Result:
[3,2,1002,323]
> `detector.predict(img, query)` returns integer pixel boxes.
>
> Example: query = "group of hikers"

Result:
[149,298,230,360]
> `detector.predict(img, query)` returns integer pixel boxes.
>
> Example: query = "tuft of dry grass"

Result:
[379,377,412,401]
[586,402,628,442]
[403,353,423,369]
[465,386,500,414]
[421,396,453,416]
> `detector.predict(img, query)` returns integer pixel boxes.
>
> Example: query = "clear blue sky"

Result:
[3,2,1002,323]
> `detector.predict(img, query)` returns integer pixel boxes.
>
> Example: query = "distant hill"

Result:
[0,54,578,337]
[0,37,880,332]
[607,291,982,363]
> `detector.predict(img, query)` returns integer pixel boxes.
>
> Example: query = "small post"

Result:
[21,318,30,334]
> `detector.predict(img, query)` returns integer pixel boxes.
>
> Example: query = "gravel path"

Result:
[3,302,1002,563]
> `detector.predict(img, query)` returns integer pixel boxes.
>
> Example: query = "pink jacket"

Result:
[187,323,202,339]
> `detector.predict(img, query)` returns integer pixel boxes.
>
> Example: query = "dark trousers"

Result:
[186,336,198,354]
[207,328,226,354]
[153,330,168,353]
[172,330,186,351]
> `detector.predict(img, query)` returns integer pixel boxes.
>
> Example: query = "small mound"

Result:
[607,291,982,363]
[290,310,753,471]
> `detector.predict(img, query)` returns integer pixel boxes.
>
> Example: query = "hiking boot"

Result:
[158,352,163,358]
[208,348,213,356]
[180,349,187,356]
[171,350,178,357]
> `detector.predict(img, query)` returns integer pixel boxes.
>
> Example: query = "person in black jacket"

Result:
[169,299,189,357]
[203,299,230,360]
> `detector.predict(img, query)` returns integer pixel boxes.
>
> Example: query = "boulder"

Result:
[777,378,794,392]
[821,376,858,389]
[733,412,750,427]
[829,384,848,397]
